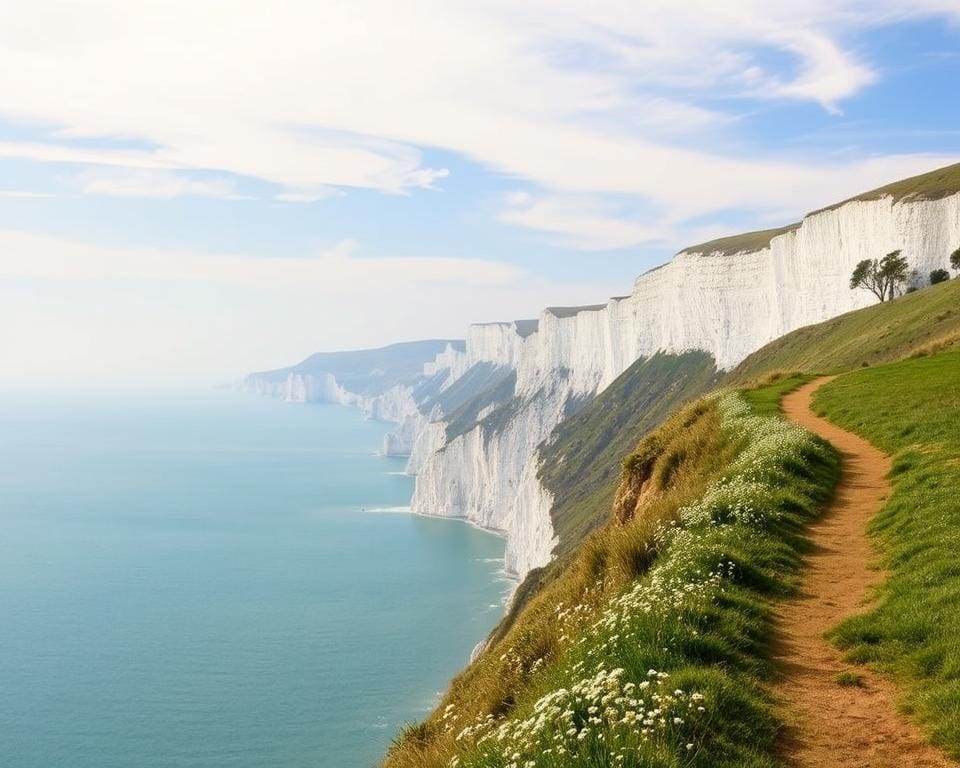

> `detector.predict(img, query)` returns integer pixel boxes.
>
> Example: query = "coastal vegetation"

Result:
[815,351,960,755]
[684,162,960,258]
[732,277,960,378]
[930,268,950,285]
[385,268,960,767]
[849,250,910,302]
[813,161,960,214]
[386,387,839,767]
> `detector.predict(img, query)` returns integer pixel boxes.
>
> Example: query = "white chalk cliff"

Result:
[246,184,960,581]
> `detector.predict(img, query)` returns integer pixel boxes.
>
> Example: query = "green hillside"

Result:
[732,277,960,381]
[812,162,960,215]
[385,388,839,768]
[682,224,800,257]
[493,278,960,675]
[542,351,720,556]
[680,162,960,258]
[815,351,960,754]
[383,274,960,768]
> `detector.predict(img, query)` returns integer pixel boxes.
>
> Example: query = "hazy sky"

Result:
[1,1,959,385]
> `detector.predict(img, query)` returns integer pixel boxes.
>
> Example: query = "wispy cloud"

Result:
[0,230,526,287]
[0,0,957,231]
[73,168,242,200]
[500,192,664,251]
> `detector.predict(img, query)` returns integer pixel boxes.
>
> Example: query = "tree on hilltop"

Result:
[850,250,910,303]
[951,246,960,274]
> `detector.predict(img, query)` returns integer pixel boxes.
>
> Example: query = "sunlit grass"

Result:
[731,278,960,380]
[814,350,960,756]
[385,389,839,768]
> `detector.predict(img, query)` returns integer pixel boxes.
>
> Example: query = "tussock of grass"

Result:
[814,350,960,756]
[834,671,864,688]
[385,389,839,768]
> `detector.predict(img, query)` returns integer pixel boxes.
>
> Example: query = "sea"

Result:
[0,390,507,767]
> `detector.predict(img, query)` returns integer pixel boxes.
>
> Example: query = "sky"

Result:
[1,1,959,386]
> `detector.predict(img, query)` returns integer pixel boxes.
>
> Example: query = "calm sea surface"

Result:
[0,391,506,767]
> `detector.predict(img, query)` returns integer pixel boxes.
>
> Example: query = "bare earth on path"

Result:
[775,377,955,768]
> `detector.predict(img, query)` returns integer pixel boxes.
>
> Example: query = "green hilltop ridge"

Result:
[681,224,801,257]
[681,161,960,257]
[732,277,960,379]
[384,274,960,767]
[812,160,960,215]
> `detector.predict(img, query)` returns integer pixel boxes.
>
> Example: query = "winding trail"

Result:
[775,376,953,768]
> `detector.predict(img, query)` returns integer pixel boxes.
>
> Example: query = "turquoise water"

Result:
[0,391,507,767]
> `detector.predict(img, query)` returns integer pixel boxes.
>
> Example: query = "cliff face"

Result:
[244,180,960,580]
[406,192,960,577]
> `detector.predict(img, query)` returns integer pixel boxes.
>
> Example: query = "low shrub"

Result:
[930,268,950,285]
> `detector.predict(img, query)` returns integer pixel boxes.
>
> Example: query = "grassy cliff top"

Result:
[811,161,960,215]
[545,304,608,318]
[681,223,801,257]
[680,162,960,258]
[513,319,539,338]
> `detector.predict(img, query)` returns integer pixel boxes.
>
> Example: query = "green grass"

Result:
[812,162,960,215]
[542,351,720,555]
[679,162,960,258]
[682,225,801,257]
[487,353,718,651]
[731,278,960,381]
[383,226,960,767]
[812,350,960,755]
[834,671,864,688]
[385,389,839,768]
[739,374,810,417]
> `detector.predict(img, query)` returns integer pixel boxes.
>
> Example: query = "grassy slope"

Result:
[505,280,960,654]
[811,351,960,755]
[682,225,800,257]
[542,351,720,557]
[384,264,960,766]
[731,278,960,382]
[491,353,718,650]
[385,391,839,768]
[812,161,960,215]
[682,162,960,258]
[739,375,812,417]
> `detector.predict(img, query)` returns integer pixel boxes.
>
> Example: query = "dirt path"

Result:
[775,376,954,768]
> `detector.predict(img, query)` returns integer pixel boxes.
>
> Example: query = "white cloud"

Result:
[73,168,241,199]
[274,188,345,203]
[0,0,956,229]
[0,231,525,287]
[500,192,664,251]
